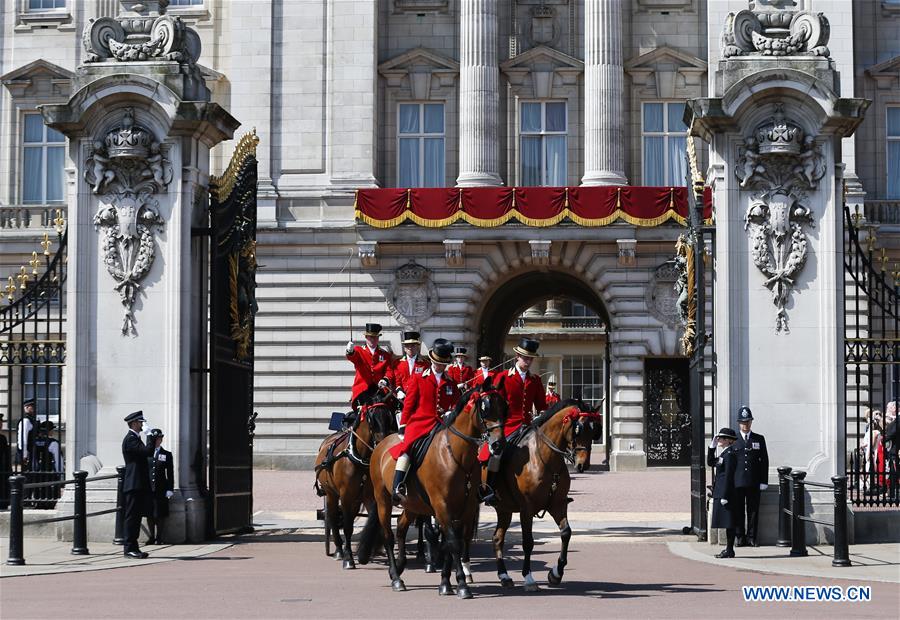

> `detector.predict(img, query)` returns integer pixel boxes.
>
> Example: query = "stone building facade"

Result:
[1,0,898,471]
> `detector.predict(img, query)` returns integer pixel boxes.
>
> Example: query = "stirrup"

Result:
[392,482,407,506]
[478,484,498,506]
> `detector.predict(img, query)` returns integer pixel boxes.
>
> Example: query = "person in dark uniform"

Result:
[122,411,154,559]
[0,413,9,509]
[16,399,37,471]
[708,427,739,558]
[733,406,769,547]
[31,421,64,503]
[145,429,174,545]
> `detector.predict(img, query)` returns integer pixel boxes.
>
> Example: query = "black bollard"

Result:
[7,475,25,565]
[113,465,125,545]
[71,471,90,555]
[790,470,808,557]
[776,466,792,547]
[831,475,851,567]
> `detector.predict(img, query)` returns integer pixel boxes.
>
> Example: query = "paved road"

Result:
[3,532,896,619]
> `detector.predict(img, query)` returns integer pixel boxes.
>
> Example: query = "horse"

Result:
[485,399,602,591]
[314,388,398,569]
[357,379,508,599]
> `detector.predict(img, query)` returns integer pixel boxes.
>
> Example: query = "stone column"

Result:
[456,0,503,187]
[544,298,562,318]
[582,0,627,186]
[43,1,238,542]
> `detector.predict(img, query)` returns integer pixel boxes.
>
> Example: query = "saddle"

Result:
[408,422,442,472]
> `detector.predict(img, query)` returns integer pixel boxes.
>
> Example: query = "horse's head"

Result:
[476,375,509,457]
[565,402,603,473]
[358,400,397,446]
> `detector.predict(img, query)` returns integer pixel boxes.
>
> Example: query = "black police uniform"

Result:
[149,447,174,519]
[122,424,154,556]
[0,431,9,509]
[734,427,769,545]
[708,444,738,529]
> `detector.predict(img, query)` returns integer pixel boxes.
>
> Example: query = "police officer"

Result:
[0,413,9,509]
[733,406,769,547]
[122,411,155,558]
[16,398,36,471]
[708,427,739,558]
[146,429,174,545]
[31,421,62,474]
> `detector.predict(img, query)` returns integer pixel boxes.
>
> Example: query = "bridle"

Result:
[535,409,602,465]
[442,388,505,446]
[347,401,392,466]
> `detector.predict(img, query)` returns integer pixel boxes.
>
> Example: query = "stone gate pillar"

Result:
[42,0,238,542]
[688,5,867,542]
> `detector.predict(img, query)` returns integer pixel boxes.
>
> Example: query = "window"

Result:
[888,107,900,199]
[22,114,65,204]
[398,103,445,187]
[642,101,688,186]
[28,0,65,9]
[22,366,62,421]
[520,101,567,186]
[562,355,605,404]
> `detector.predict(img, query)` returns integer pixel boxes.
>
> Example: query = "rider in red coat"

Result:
[388,339,459,505]
[345,323,393,409]
[389,331,429,397]
[473,354,495,387]
[479,337,546,505]
[545,378,561,408]
[446,346,475,389]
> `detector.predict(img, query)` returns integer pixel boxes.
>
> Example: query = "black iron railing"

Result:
[6,465,125,565]
[776,467,850,567]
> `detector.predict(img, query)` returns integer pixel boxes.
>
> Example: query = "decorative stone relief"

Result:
[735,103,825,333]
[88,108,171,335]
[722,9,830,58]
[387,262,438,328]
[646,261,681,328]
[82,1,201,65]
[443,239,465,267]
[529,240,551,265]
[357,241,378,268]
[617,239,637,267]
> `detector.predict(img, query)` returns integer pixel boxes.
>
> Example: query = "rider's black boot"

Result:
[391,469,408,506]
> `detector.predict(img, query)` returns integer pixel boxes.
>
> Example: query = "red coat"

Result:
[390,355,429,393]
[446,363,475,387]
[346,345,393,403]
[479,367,546,462]
[389,369,461,459]
[545,391,561,408]
[472,368,495,387]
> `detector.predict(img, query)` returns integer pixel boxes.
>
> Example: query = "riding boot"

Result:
[392,455,410,506]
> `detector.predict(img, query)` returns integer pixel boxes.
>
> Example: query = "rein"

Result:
[535,410,602,465]
[441,389,503,446]
[347,402,392,466]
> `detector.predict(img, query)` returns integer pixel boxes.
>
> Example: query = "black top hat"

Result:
[364,323,382,337]
[148,428,164,439]
[453,346,468,357]
[429,340,454,364]
[715,427,738,441]
[513,337,540,358]
[401,331,421,344]
[737,406,753,422]
[124,410,146,424]
[23,398,36,408]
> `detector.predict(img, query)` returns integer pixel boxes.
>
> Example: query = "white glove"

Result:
[377,378,389,389]
[166,491,174,499]
[396,389,406,400]
[720,498,728,505]
[759,484,768,491]
[709,438,717,449]
[345,341,354,354]
[457,383,466,389]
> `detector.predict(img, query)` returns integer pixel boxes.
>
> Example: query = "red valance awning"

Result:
[354,186,713,228]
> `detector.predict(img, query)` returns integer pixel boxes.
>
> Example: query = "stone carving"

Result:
[88,108,171,335]
[722,9,830,58]
[83,2,201,65]
[387,262,438,328]
[735,103,825,333]
[646,260,681,329]
[673,234,697,356]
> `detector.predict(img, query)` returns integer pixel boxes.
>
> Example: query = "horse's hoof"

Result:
[425,563,436,574]
[438,582,454,596]
[391,579,406,592]
[523,582,540,592]
[457,586,473,600]
[500,578,514,588]
[547,568,562,585]
[342,559,356,570]
[332,550,342,561]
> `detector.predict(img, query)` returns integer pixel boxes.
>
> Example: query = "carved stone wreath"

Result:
[88,108,172,335]
[735,103,825,333]
[386,262,439,329]
[646,261,681,329]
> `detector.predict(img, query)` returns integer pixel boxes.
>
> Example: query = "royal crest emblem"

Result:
[387,263,438,328]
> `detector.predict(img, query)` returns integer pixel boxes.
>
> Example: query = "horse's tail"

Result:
[356,509,382,565]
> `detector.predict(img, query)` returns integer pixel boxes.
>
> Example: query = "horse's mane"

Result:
[531,398,582,428]
[444,386,478,425]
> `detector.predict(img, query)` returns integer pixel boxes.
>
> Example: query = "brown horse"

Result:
[486,399,601,591]
[314,393,397,569]
[358,380,508,599]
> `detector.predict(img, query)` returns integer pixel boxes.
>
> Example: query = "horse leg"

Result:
[547,502,571,585]
[451,521,472,599]
[520,511,539,592]
[378,499,406,592]
[325,494,343,561]
[395,510,413,576]
[493,509,514,588]
[415,516,426,562]
[438,524,454,596]
[423,517,440,573]
[460,505,478,584]
[340,499,358,569]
